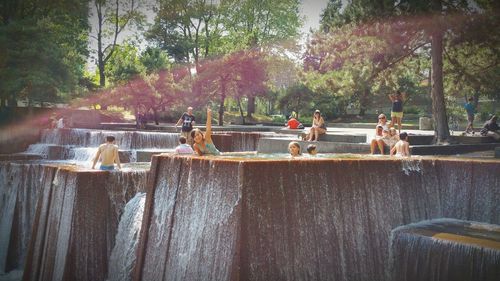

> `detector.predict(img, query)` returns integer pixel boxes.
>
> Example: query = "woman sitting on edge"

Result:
[307,110,327,141]
[191,108,220,156]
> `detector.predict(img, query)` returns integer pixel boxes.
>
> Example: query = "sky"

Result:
[300,0,329,34]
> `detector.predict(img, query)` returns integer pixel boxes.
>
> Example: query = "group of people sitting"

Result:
[370,113,410,157]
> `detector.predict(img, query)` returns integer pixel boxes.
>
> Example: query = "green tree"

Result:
[218,0,302,116]
[91,0,145,87]
[99,43,188,125]
[140,47,170,74]
[146,0,220,67]
[315,0,499,143]
[0,0,89,110]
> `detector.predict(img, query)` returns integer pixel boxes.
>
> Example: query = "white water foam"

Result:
[106,192,146,281]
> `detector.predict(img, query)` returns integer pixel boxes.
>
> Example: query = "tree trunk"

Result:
[430,27,450,143]
[219,83,226,126]
[237,97,246,125]
[218,97,225,126]
[98,55,106,87]
[247,96,255,117]
[358,88,370,116]
[153,108,159,125]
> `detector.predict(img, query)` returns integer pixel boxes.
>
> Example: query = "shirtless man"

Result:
[92,136,121,170]
[390,132,410,157]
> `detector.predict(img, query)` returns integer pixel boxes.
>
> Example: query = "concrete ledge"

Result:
[276,129,367,143]
[326,123,420,129]
[135,149,174,162]
[0,153,44,161]
[317,133,366,143]
[410,143,500,155]
[450,135,497,144]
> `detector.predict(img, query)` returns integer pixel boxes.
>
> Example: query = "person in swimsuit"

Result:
[191,108,220,156]
[388,90,406,133]
[92,136,121,170]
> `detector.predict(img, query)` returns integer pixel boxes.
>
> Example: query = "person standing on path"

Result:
[175,106,196,145]
[464,96,476,134]
[388,90,406,133]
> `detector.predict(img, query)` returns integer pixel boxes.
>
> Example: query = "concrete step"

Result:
[276,129,367,143]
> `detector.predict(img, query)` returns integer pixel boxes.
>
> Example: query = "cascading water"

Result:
[134,155,500,281]
[215,131,263,152]
[106,192,146,281]
[389,218,500,281]
[24,129,180,163]
[22,165,148,281]
[0,163,53,275]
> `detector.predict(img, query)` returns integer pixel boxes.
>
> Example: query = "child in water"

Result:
[175,136,194,154]
[307,144,317,156]
[390,132,410,157]
[92,136,121,170]
[288,141,301,157]
[191,108,221,156]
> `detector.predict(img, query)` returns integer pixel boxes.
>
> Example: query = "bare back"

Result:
[393,140,410,156]
[97,143,119,166]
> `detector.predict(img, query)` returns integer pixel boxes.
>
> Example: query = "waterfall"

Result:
[135,156,500,281]
[401,157,423,175]
[389,219,500,281]
[0,163,52,274]
[106,192,146,281]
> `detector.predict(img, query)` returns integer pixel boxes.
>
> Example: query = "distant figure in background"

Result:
[288,141,301,157]
[286,115,303,129]
[92,136,121,170]
[391,132,410,157]
[136,107,147,129]
[480,115,500,141]
[307,110,326,141]
[464,96,476,134]
[191,108,220,156]
[176,106,196,145]
[307,144,317,156]
[388,90,406,132]
[56,117,65,128]
[175,136,194,154]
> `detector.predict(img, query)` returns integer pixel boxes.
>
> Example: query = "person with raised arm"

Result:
[388,90,406,132]
[191,108,220,156]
